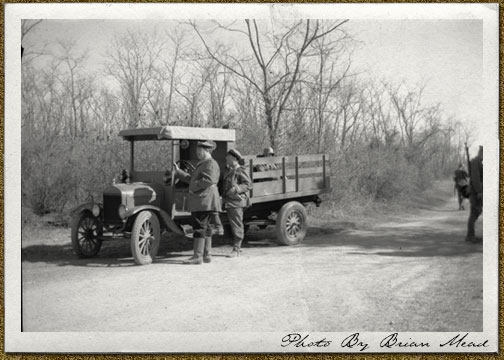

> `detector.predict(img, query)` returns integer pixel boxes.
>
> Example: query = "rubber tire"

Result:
[130,211,161,265]
[275,201,308,245]
[71,211,103,258]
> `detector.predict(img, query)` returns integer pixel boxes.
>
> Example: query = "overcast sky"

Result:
[23,17,484,150]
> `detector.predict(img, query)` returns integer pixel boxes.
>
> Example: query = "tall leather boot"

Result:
[203,236,212,263]
[185,237,204,265]
[186,237,199,261]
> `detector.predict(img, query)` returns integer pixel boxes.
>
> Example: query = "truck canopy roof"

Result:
[119,126,236,142]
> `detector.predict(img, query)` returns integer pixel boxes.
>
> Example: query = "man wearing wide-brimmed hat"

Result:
[174,140,221,264]
[222,148,252,258]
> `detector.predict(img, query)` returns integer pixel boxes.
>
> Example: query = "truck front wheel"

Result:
[71,212,103,258]
[275,201,307,245]
[131,211,160,265]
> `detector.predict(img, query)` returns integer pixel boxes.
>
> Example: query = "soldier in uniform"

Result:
[222,149,253,258]
[174,141,221,264]
[453,163,468,210]
[466,146,483,243]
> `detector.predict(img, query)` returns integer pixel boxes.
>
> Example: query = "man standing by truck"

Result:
[174,141,221,264]
[223,149,252,258]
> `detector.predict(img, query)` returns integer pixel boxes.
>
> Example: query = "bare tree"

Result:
[21,20,46,60]
[388,82,440,150]
[142,28,189,126]
[174,56,214,127]
[208,65,231,128]
[88,88,122,139]
[306,32,353,152]
[53,40,94,137]
[365,81,400,147]
[21,20,43,41]
[106,29,165,128]
[331,80,364,152]
[22,60,68,140]
[161,29,187,124]
[190,19,349,148]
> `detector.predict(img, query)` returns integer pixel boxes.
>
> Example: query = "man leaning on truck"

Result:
[173,141,221,264]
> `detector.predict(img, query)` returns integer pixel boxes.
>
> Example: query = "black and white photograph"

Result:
[5,2,499,353]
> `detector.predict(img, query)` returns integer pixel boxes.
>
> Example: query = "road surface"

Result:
[22,182,483,332]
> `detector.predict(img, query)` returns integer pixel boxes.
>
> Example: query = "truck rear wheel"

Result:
[275,201,307,245]
[71,211,103,258]
[131,211,160,265]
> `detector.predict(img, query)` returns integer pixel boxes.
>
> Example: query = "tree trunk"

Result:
[263,94,275,148]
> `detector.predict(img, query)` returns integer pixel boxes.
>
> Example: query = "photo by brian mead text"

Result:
[281,332,490,351]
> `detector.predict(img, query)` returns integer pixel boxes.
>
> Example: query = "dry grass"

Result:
[309,178,453,230]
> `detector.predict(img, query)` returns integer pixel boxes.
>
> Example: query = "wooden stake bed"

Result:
[242,153,330,203]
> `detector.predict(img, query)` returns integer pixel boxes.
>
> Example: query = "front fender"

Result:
[70,202,101,215]
[126,205,184,235]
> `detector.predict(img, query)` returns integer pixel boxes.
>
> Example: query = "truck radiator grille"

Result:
[103,194,122,223]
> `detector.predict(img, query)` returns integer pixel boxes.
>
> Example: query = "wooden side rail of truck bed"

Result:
[241,154,331,204]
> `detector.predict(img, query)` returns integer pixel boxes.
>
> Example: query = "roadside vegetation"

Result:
[21,19,472,224]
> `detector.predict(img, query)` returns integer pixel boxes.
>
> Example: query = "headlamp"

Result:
[118,205,128,219]
[92,204,101,217]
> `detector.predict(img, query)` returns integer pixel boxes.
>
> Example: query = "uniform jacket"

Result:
[470,156,483,195]
[178,158,222,212]
[222,165,253,208]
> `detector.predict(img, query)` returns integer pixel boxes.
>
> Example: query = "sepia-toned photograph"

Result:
[5,2,499,353]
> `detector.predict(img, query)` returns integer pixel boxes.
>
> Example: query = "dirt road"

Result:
[22,182,482,332]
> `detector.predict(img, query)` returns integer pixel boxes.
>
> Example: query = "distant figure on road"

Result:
[222,149,252,258]
[453,163,468,210]
[466,146,483,243]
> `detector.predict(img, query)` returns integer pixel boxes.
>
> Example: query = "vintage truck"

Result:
[71,126,331,265]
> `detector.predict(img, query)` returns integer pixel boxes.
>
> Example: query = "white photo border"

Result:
[5,2,500,353]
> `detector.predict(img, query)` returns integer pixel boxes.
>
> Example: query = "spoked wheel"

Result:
[130,211,160,265]
[275,201,307,245]
[71,212,103,258]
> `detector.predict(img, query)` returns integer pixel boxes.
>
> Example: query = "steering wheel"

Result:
[171,160,197,186]
[177,160,196,174]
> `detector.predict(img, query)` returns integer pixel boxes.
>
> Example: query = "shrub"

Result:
[327,144,423,215]
[22,136,129,215]
[22,138,79,214]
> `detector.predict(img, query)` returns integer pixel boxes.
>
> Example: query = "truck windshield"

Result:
[134,140,173,172]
